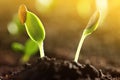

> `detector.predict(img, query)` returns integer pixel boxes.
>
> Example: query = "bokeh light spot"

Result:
[35,0,54,13]
[77,0,92,18]
[7,22,19,35]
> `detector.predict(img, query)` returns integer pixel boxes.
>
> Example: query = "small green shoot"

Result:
[12,39,38,63]
[18,4,45,58]
[74,10,101,62]
[12,42,24,52]
[22,39,39,62]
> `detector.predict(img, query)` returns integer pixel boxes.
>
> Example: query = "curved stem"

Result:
[38,42,45,58]
[74,32,86,62]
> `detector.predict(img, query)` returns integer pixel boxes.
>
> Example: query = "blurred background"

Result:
[0,0,120,68]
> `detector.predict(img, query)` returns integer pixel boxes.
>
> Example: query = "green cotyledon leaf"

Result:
[11,42,24,52]
[21,39,39,63]
[18,4,45,58]
[24,39,38,56]
[25,11,45,43]
[18,4,45,44]
[83,11,100,37]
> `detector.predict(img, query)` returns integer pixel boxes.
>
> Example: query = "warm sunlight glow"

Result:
[77,0,92,18]
[96,0,108,25]
[38,0,53,6]
[96,0,108,12]
[35,0,54,13]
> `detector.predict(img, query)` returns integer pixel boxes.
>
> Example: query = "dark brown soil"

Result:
[0,56,120,80]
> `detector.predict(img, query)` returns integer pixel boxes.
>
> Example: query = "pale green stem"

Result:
[38,42,45,58]
[74,32,86,62]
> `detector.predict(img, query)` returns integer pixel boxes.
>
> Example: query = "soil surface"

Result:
[0,56,120,80]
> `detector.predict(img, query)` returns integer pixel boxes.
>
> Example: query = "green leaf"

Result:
[24,39,38,56]
[11,42,24,52]
[18,4,45,58]
[25,11,45,43]
[83,11,100,36]
[21,39,38,63]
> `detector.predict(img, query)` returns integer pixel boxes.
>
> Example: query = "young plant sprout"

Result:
[74,10,101,62]
[12,39,38,63]
[18,4,45,58]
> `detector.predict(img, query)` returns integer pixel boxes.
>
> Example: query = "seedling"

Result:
[74,10,101,62]
[17,4,104,63]
[18,4,45,58]
[12,39,38,62]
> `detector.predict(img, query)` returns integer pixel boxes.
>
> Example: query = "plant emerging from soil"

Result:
[18,4,45,58]
[74,0,108,62]
[74,11,101,62]
[12,39,38,62]
[18,2,107,63]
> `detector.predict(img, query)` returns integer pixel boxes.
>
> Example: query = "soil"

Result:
[0,56,120,80]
